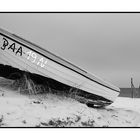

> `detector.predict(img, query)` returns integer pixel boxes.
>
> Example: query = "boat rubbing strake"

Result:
[0,28,120,107]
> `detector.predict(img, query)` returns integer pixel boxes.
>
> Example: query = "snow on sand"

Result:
[0,78,140,127]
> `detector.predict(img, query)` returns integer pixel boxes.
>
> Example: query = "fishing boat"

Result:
[0,28,120,107]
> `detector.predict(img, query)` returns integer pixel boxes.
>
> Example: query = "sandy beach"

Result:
[0,77,139,127]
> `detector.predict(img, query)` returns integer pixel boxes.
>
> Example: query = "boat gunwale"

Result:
[0,29,120,93]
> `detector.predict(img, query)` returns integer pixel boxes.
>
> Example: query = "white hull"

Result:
[0,28,120,102]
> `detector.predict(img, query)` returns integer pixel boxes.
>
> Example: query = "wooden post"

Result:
[139,85,140,98]
[131,78,134,98]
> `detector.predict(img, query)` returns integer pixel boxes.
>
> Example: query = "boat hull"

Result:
[0,29,120,104]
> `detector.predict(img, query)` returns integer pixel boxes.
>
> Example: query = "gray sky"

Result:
[0,13,140,88]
